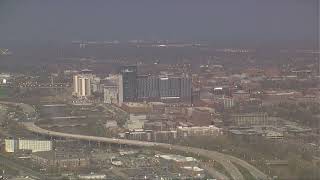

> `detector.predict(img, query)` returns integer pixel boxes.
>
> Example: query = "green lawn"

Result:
[0,88,8,98]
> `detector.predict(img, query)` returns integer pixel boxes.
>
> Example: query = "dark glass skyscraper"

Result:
[120,65,138,102]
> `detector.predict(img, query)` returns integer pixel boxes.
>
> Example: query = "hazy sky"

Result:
[0,0,318,46]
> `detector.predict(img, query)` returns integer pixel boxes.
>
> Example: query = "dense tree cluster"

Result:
[264,102,320,126]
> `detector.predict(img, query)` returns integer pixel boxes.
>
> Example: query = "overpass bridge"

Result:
[42,104,67,107]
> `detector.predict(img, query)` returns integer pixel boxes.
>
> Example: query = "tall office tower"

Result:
[73,74,92,97]
[103,74,123,106]
[137,75,159,100]
[120,65,137,102]
[91,76,102,93]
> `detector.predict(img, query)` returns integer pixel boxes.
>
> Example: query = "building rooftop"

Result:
[156,154,197,163]
[193,107,215,113]
[177,125,220,130]
[32,151,87,160]
[149,102,165,105]
[123,102,149,107]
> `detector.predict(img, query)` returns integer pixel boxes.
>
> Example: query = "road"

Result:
[169,145,243,180]
[199,162,230,180]
[23,122,269,180]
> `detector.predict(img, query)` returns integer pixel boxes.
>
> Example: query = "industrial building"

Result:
[31,151,89,170]
[124,130,152,141]
[177,125,221,137]
[231,113,269,127]
[78,173,107,180]
[122,130,177,143]
[125,114,147,130]
[5,139,52,153]
[152,130,177,143]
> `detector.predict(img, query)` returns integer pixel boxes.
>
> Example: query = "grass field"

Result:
[0,88,8,98]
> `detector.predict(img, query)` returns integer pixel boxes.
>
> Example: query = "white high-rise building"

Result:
[73,74,92,97]
[118,75,124,105]
[104,85,119,104]
[103,74,123,106]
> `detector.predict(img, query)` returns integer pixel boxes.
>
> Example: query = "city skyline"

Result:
[0,1,319,179]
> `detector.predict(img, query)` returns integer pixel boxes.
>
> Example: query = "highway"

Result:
[42,104,67,107]
[23,122,269,180]
[199,162,230,180]
[0,101,266,179]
